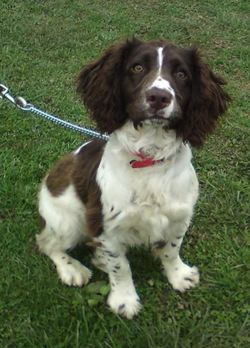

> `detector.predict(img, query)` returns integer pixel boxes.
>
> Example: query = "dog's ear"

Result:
[77,38,141,133]
[180,48,231,147]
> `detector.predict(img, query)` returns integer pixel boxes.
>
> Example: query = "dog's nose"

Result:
[146,87,172,110]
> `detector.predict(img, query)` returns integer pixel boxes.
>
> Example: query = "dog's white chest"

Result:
[96,134,198,247]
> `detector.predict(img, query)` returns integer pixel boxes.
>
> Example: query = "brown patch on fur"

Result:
[46,155,75,196]
[73,140,105,237]
[45,140,106,237]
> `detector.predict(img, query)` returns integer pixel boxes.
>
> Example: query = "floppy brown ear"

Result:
[180,48,231,147]
[77,39,141,134]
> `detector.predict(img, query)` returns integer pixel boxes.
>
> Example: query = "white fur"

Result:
[150,77,175,96]
[38,184,86,252]
[37,184,92,286]
[157,47,164,73]
[37,119,199,319]
[148,77,176,119]
[74,141,92,155]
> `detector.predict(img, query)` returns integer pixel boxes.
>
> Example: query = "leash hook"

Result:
[0,84,32,110]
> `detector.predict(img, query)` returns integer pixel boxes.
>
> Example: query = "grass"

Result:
[0,0,249,347]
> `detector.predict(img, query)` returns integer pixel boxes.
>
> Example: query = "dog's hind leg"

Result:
[36,183,92,287]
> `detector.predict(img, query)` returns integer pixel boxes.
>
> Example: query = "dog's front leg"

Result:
[92,240,141,319]
[153,220,200,292]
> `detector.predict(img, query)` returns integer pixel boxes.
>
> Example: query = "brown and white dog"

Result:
[37,39,230,319]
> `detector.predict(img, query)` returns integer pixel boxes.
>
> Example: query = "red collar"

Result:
[130,151,164,169]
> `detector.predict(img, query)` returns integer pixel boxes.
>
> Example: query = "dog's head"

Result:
[77,38,230,147]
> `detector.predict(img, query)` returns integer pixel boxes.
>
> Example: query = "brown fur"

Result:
[46,140,106,237]
[177,48,231,147]
[73,140,105,236]
[46,155,75,196]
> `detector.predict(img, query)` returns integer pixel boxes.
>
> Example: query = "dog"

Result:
[37,38,230,319]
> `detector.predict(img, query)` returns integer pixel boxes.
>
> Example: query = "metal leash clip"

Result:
[0,84,32,110]
[0,84,15,104]
[0,83,109,140]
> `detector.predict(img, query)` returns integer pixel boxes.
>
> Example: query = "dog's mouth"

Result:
[130,106,182,129]
[150,115,169,122]
[148,110,182,124]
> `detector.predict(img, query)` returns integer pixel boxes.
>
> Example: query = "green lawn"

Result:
[0,1,249,347]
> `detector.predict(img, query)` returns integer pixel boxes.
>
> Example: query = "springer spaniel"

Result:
[37,39,230,319]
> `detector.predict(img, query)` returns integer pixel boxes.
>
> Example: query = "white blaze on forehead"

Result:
[157,47,164,73]
[148,46,175,96]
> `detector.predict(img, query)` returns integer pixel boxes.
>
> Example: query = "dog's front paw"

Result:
[166,262,199,292]
[57,259,92,287]
[107,289,141,319]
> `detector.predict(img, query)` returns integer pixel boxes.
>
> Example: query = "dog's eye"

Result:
[175,71,187,80]
[130,64,144,73]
